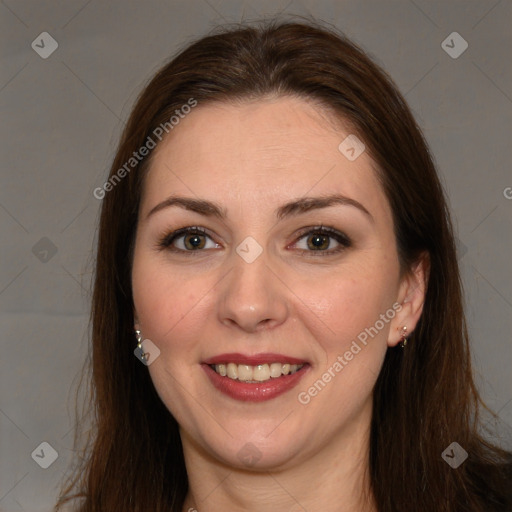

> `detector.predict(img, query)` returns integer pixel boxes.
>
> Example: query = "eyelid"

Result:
[292,225,350,241]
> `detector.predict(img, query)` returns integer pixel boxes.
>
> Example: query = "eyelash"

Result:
[157,225,352,256]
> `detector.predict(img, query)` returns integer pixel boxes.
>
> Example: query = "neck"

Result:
[181,399,377,512]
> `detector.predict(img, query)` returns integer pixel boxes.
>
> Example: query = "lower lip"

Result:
[202,364,310,402]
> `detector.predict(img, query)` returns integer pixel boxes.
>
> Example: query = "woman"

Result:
[56,19,512,512]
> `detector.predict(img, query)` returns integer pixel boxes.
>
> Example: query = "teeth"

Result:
[227,363,238,379]
[269,362,282,378]
[238,364,253,381]
[253,364,269,382]
[212,362,304,382]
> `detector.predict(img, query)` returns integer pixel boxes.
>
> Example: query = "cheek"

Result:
[131,255,213,349]
[290,260,398,398]
[293,274,393,417]
[299,271,395,342]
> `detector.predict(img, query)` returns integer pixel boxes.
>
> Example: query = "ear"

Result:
[388,252,430,347]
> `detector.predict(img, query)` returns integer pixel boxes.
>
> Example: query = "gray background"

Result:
[1,0,511,510]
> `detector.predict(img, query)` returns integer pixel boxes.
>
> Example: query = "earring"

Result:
[134,327,147,361]
[399,326,408,348]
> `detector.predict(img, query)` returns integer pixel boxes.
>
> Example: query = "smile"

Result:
[210,362,304,382]
[202,353,310,402]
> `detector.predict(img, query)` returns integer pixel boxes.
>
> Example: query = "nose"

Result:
[217,251,289,333]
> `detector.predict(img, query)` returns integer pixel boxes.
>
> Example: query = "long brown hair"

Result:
[55,18,512,512]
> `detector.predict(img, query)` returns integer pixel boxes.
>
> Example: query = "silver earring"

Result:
[399,326,408,348]
[134,328,147,361]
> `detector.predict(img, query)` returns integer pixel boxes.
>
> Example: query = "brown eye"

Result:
[158,227,220,252]
[306,233,330,250]
[292,227,352,255]
[184,233,206,250]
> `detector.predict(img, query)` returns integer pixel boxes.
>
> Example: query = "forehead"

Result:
[141,96,390,222]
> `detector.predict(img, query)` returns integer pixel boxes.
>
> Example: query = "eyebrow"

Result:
[145,194,373,223]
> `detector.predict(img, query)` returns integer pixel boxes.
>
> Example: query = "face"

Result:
[131,96,419,470]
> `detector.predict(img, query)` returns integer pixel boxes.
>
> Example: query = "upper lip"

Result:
[203,353,309,366]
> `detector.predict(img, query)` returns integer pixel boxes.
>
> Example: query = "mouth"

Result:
[209,362,305,383]
[202,353,310,402]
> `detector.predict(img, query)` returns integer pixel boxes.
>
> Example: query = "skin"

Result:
[131,96,427,511]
